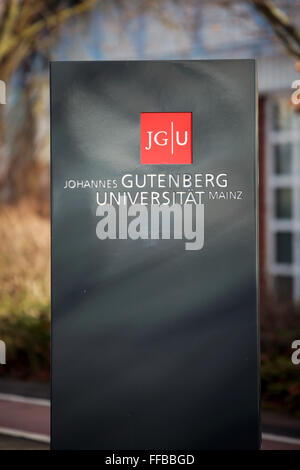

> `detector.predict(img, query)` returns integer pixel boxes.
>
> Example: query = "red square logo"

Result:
[140,112,192,164]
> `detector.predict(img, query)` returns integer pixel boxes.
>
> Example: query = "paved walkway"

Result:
[0,390,299,450]
[0,393,50,443]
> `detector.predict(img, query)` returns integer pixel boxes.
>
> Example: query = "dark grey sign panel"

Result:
[51,60,260,450]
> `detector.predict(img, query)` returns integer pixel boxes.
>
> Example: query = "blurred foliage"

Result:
[0,201,50,302]
[0,308,50,380]
[261,327,300,416]
[260,293,300,415]
[0,201,50,379]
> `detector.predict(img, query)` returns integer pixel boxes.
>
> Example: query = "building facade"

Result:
[259,56,300,303]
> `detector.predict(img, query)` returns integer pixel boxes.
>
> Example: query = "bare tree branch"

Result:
[0,0,101,201]
[248,0,300,59]
[0,0,100,71]
[0,0,20,45]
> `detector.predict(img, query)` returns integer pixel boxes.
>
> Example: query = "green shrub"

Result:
[0,304,50,380]
[261,328,300,417]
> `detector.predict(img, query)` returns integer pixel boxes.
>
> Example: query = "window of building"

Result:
[275,188,292,219]
[275,232,292,263]
[272,97,292,131]
[274,143,292,175]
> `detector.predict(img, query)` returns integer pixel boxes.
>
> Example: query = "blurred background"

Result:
[0,0,299,450]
